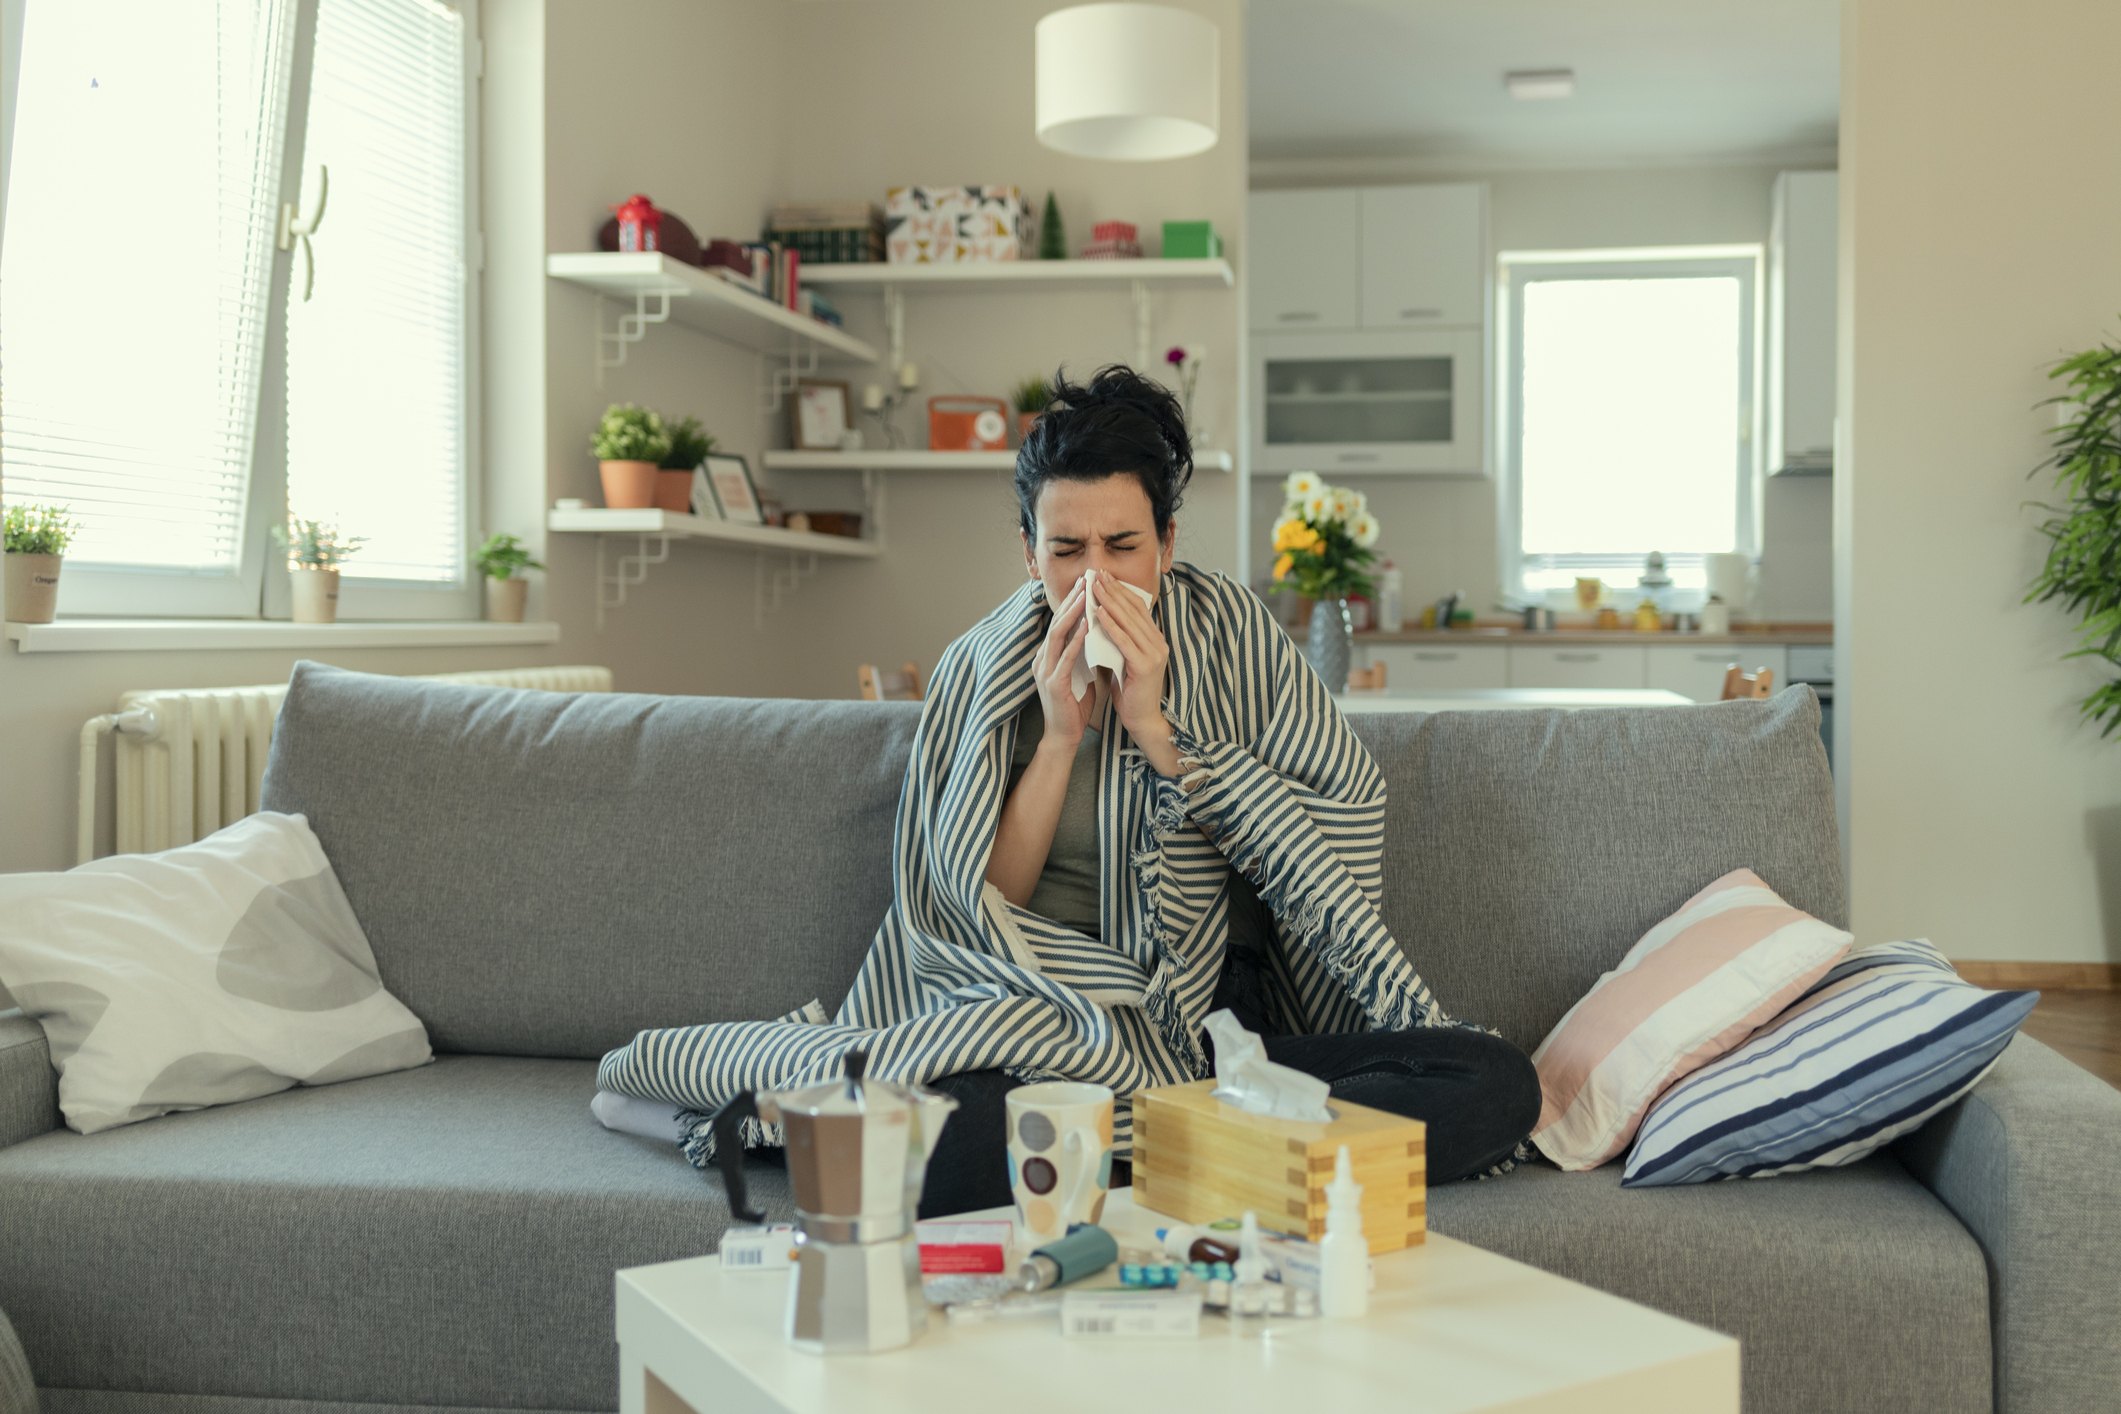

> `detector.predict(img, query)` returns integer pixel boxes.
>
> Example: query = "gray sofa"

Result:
[1,662,2116,1413]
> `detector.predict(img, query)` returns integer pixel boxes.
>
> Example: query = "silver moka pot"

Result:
[711,1051,958,1354]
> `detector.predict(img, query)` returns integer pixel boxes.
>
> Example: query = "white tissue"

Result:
[1203,1008,1335,1122]
[1047,569,1156,703]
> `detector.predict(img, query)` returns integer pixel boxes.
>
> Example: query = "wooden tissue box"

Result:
[1131,1079,1425,1255]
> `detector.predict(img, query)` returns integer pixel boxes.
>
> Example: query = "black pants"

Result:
[918,1027,1541,1219]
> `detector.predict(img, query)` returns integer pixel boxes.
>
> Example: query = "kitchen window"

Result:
[1497,247,1761,602]
[1,0,480,620]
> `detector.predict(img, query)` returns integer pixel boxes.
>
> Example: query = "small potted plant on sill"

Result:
[1010,375,1050,445]
[593,403,673,509]
[658,416,717,513]
[274,517,364,624]
[474,532,544,623]
[3,501,80,624]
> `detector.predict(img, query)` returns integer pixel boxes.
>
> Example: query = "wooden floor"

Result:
[2021,989,2121,1089]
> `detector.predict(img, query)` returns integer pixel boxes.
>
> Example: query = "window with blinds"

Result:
[0,0,477,619]
[1,0,296,598]
[286,0,470,587]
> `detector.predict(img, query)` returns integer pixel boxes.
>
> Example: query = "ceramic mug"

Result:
[1004,1081,1115,1246]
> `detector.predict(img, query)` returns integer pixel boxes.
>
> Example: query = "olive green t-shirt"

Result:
[1005,698,1102,935]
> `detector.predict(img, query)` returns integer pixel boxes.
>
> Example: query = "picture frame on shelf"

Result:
[791,380,851,451]
[689,466,725,521]
[702,453,764,525]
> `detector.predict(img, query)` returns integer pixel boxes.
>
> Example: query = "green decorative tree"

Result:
[1039,191,1066,261]
[2028,333,2121,734]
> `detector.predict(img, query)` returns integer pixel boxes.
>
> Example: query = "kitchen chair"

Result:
[858,662,924,702]
[1347,662,1388,691]
[1721,665,1776,700]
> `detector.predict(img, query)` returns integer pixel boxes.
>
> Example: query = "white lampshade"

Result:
[1035,4,1220,161]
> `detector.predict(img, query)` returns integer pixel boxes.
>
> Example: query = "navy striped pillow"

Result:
[1621,939,2036,1187]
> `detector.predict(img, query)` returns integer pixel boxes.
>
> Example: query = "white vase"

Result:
[291,568,340,624]
[484,576,528,623]
[4,553,62,624]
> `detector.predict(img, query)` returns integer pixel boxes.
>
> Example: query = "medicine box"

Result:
[1131,1079,1424,1255]
[1161,220,1222,259]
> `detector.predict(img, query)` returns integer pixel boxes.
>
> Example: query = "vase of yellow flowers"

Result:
[1270,471,1381,692]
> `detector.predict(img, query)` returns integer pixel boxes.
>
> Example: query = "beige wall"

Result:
[535,0,1246,703]
[0,0,1247,881]
[1839,0,2121,965]
[1247,162,1834,620]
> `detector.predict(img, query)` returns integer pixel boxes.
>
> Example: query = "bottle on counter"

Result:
[1378,564,1403,632]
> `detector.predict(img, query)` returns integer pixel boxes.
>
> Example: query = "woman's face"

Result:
[1022,473,1174,607]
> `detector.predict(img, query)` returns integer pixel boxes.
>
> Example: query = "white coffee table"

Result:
[616,1191,1738,1414]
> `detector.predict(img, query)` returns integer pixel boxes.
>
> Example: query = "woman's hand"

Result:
[1035,576,1095,750]
[1090,572,1184,777]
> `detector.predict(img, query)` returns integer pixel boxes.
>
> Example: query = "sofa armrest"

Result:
[1894,1032,2121,1414]
[0,1010,59,1150]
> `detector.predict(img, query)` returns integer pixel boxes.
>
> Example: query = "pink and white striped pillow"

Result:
[1530,868,1852,1171]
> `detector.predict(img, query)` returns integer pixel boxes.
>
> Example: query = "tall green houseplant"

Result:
[2028,336,2121,734]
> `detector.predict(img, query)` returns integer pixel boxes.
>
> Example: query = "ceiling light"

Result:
[1036,4,1221,161]
[1506,69,1575,101]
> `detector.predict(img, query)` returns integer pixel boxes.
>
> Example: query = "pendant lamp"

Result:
[1035,4,1220,161]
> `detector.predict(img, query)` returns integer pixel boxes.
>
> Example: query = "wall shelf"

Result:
[803,259,1236,372]
[548,507,880,630]
[801,258,1234,293]
[760,448,1233,474]
[548,507,881,556]
[545,252,880,382]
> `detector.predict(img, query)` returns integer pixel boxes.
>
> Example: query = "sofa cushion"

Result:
[1427,1155,1992,1414]
[1349,688,1845,1051]
[260,663,922,1057]
[0,1056,793,1411]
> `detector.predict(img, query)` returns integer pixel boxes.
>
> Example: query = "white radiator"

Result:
[79,665,614,864]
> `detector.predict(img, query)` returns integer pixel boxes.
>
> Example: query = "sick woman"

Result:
[597,365,1540,1213]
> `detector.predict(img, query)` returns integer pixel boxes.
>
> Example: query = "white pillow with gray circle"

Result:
[0,811,430,1134]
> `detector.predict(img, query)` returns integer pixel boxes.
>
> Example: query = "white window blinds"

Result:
[285,0,469,585]
[1,0,295,574]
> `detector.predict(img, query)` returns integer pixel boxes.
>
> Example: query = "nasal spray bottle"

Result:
[1320,1144,1369,1318]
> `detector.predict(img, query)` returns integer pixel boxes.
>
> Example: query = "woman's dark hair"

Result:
[1014,364,1193,538]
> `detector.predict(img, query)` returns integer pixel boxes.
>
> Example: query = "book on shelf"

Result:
[769,201,885,230]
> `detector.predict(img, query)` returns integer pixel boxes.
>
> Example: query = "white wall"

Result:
[1839,0,2121,965]
[1247,162,1834,619]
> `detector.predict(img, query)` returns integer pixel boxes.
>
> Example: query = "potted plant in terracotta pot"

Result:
[273,517,364,624]
[658,416,717,513]
[3,501,79,624]
[593,403,672,509]
[474,532,544,623]
[1011,375,1050,445]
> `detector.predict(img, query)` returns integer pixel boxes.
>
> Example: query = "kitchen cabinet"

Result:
[1508,645,1648,691]
[1645,645,1788,705]
[1360,643,1510,690]
[1767,171,1838,475]
[1361,184,1486,329]
[1248,189,1362,332]
[1251,328,1484,475]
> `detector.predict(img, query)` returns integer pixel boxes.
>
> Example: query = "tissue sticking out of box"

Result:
[1045,569,1156,703]
[1203,1009,1334,1122]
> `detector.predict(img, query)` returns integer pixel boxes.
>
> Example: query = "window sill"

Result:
[5,619,562,654]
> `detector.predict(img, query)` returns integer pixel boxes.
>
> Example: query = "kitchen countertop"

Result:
[1356,622,1833,646]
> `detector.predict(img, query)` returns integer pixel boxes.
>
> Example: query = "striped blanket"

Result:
[597,563,1465,1168]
